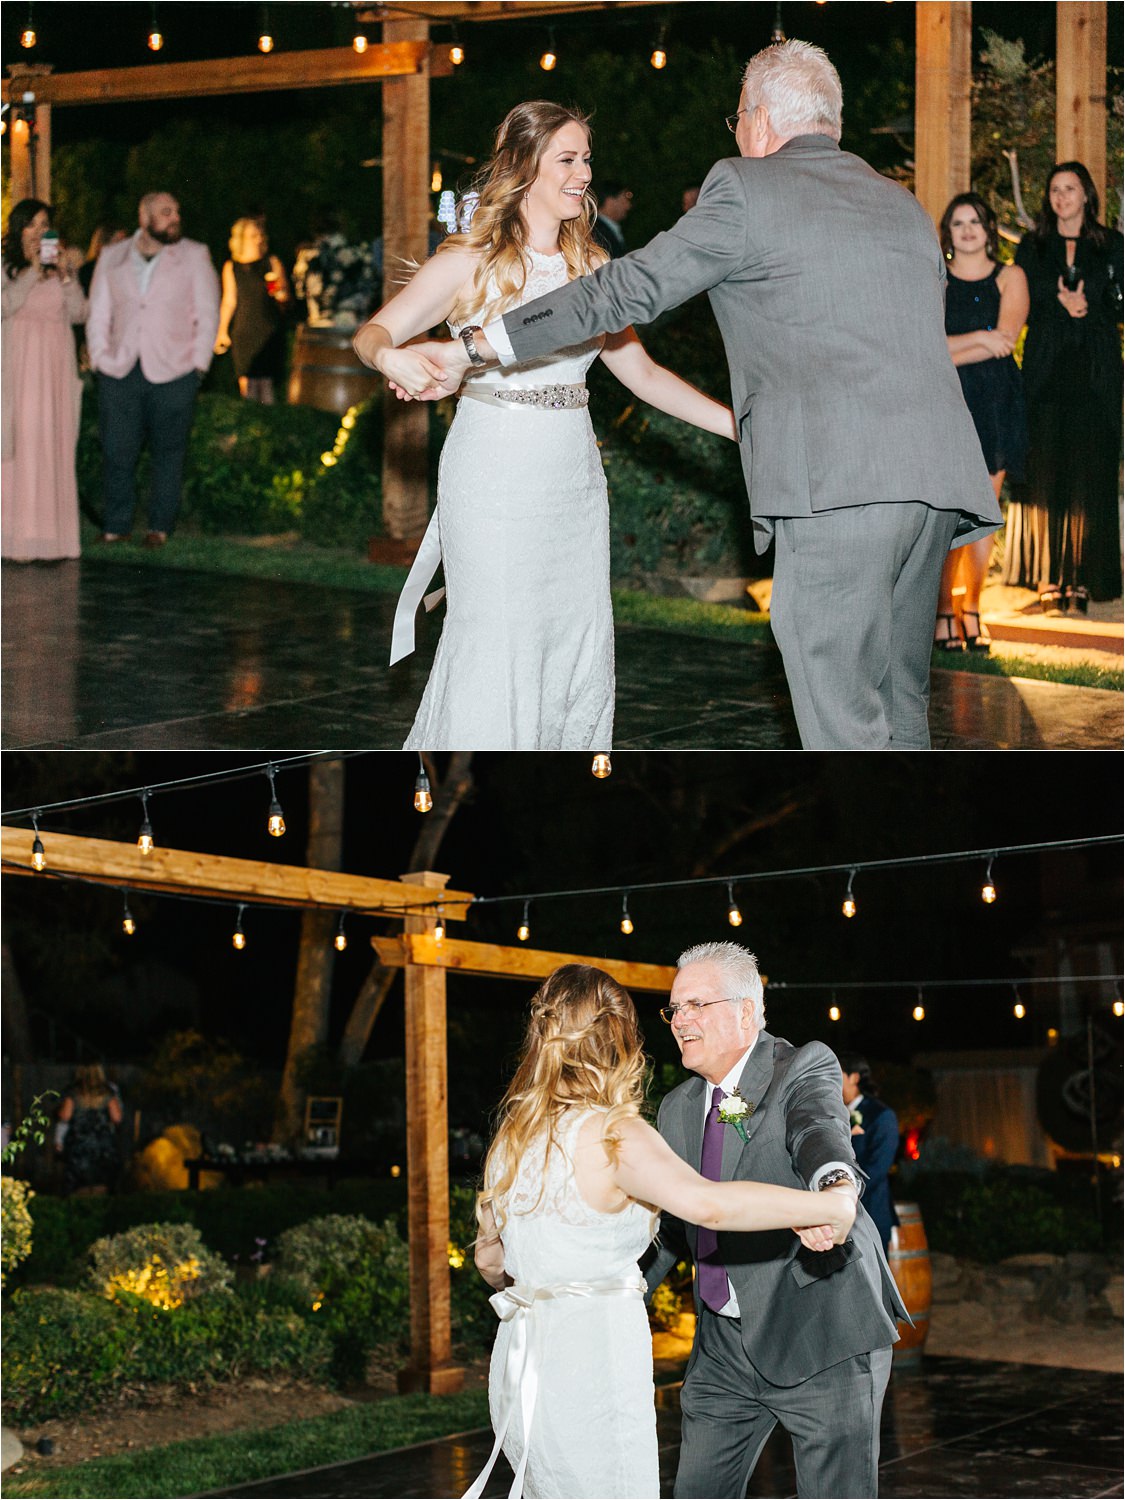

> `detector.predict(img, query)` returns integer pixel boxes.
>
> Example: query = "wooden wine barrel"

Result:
[287,325,381,414]
[888,1201,932,1361]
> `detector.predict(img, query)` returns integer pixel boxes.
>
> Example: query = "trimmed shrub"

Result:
[1,1284,332,1425]
[1,1178,35,1287]
[89,1221,233,1308]
[897,1163,1104,1263]
[15,1180,408,1290]
[2,1287,136,1422]
[274,1213,411,1381]
[76,387,338,537]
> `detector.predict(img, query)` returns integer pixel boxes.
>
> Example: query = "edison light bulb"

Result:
[353,33,368,53]
[842,895,857,919]
[727,902,743,927]
[912,1004,925,1022]
[981,880,997,904]
[449,42,464,65]
[31,835,46,872]
[517,921,530,942]
[650,47,667,68]
[829,1006,841,1022]
[268,800,285,837]
[258,32,273,52]
[620,913,634,936]
[540,47,557,71]
[334,931,347,952]
[123,911,136,936]
[592,753,611,778]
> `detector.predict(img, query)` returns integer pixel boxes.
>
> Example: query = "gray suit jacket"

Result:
[644,1031,908,1387]
[502,136,1001,554]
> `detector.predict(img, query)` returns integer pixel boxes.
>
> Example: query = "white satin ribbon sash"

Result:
[461,1275,645,1500]
[389,507,445,666]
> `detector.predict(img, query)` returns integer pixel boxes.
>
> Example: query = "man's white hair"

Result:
[741,38,843,143]
[677,941,766,1030]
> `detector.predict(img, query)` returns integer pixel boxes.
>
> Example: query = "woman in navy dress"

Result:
[933,193,1029,652]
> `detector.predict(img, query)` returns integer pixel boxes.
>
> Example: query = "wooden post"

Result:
[397,867,463,1394]
[379,17,432,546]
[1056,2,1107,210]
[6,66,53,204]
[914,2,972,226]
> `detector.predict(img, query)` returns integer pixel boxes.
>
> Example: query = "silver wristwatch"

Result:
[459,325,487,367]
[817,1169,857,1191]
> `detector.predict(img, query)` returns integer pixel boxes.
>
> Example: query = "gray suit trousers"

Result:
[675,1308,892,1499]
[769,501,960,750]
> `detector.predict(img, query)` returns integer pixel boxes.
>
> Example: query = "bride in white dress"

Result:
[463,965,856,1500]
[354,101,735,751]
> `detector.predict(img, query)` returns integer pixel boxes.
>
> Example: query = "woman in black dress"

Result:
[214,217,291,402]
[1001,163,1123,613]
[934,193,1029,652]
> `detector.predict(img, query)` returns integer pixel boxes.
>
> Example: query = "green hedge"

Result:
[2,1284,332,1425]
[16,1180,408,1289]
[75,309,756,578]
[896,1164,1105,1263]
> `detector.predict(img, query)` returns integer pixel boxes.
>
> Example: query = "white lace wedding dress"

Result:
[466,1108,659,1500]
[397,251,613,751]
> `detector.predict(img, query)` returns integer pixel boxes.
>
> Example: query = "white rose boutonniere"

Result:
[849,1108,864,1135]
[718,1088,755,1143]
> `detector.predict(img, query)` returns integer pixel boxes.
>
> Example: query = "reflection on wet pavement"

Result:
[204,1358,1123,1499]
[4,561,1120,750]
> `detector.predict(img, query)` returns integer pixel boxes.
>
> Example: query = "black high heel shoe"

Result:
[1065,586,1090,616]
[1038,586,1066,617]
[960,610,991,653]
[933,612,964,652]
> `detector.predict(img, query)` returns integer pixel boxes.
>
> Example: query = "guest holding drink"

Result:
[933,193,1029,652]
[214,216,290,402]
[1,199,87,562]
[1002,163,1124,613]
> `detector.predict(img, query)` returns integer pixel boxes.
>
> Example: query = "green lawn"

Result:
[81,527,1122,693]
[3,1389,491,1500]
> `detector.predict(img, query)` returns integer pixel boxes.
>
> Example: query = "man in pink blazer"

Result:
[86,191,220,546]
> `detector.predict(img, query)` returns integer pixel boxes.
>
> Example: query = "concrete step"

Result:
[983,612,1124,655]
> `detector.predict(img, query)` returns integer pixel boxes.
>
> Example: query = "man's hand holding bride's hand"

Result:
[795,1186,857,1251]
[376,344,459,401]
[383,339,472,402]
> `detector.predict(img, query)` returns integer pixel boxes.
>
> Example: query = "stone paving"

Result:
[204,1356,1123,1500]
[3,560,1121,750]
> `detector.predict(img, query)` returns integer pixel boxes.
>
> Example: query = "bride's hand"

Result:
[377,345,457,399]
[819,1187,857,1246]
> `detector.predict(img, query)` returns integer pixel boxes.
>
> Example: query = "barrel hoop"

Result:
[889,1249,931,1261]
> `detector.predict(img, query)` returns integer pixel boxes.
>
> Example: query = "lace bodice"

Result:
[453,249,603,393]
[492,1109,654,1287]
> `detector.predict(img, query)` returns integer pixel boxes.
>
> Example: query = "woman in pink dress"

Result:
[2,199,87,562]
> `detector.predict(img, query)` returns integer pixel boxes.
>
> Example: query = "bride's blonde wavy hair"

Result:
[438,100,607,326]
[479,965,648,1231]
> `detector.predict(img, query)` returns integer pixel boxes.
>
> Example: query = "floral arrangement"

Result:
[293,233,380,330]
[89,1221,233,1309]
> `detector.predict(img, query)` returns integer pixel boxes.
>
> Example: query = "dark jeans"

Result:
[97,363,199,535]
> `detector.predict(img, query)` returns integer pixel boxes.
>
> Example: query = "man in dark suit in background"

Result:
[839,1050,900,1254]
[591,180,633,258]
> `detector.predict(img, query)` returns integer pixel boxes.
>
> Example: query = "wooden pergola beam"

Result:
[374,933,677,993]
[360,2,660,22]
[2,42,451,108]
[397,871,462,1395]
[914,1,972,226]
[0,829,474,919]
[1056,1,1107,208]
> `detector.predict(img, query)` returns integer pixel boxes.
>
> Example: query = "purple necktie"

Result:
[696,1085,731,1313]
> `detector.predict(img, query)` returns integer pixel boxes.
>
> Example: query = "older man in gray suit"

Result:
[409,40,1001,749]
[648,941,908,1498]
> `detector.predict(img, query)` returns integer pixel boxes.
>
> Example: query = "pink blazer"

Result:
[86,235,220,383]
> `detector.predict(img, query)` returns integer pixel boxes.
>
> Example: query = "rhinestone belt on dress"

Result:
[460,381,589,410]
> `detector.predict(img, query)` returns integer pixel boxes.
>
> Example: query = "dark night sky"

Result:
[3,752,1122,1090]
[5,2,1104,147]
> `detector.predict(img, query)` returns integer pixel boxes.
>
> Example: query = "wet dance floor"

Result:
[4,560,1120,751]
[205,1356,1123,1500]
